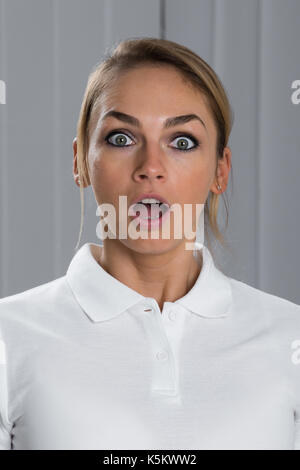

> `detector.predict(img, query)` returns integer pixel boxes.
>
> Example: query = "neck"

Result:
[93,240,203,314]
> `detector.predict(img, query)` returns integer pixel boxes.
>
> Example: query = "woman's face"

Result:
[74,64,231,253]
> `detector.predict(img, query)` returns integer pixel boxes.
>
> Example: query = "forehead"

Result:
[90,65,215,136]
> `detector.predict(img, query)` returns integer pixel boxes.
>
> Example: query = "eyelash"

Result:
[104,129,200,152]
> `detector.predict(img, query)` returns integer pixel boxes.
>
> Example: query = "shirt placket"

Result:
[142,298,187,401]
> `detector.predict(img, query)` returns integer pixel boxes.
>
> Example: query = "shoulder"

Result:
[229,275,300,312]
[228,275,300,334]
[0,276,72,331]
[228,276,300,400]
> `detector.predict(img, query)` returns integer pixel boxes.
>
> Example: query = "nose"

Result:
[132,144,167,182]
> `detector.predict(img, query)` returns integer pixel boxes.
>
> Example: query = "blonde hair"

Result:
[74,37,234,254]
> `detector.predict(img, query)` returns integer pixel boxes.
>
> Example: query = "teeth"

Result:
[139,198,162,204]
[133,197,170,220]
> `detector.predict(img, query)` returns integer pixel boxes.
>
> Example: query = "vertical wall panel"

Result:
[212,0,260,285]
[0,0,8,296]
[105,0,160,44]
[259,0,300,302]
[166,0,215,64]
[0,0,6,296]
[1,0,54,296]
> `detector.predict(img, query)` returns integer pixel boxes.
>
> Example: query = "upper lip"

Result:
[130,192,170,207]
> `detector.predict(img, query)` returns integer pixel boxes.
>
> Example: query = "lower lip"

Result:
[131,205,171,230]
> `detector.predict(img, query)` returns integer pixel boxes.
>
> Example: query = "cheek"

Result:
[89,155,130,204]
[176,166,211,202]
[89,153,116,185]
[90,148,130,174]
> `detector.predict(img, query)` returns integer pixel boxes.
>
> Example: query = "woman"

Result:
[0,38,299,450]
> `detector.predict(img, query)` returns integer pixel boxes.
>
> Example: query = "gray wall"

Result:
[0,0,299,303]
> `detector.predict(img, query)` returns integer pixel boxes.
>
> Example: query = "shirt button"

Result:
[144,306,153,312]
[156,350,168,361]
[168,310,176,321]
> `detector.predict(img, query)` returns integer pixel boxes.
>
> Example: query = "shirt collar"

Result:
[66,242,232,322]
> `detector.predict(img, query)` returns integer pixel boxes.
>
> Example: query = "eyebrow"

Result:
[101,110,207,131]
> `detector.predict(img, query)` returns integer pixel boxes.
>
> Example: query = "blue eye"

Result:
[105,132,134,147]
[105,130,199,152]
[170,135,199,152]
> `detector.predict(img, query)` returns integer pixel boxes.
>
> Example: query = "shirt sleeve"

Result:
[0,337,13,450]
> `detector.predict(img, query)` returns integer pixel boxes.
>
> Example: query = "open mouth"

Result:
[131,202,170,220]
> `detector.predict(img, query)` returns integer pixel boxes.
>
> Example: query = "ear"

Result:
[210,146,232,194]
[72,137,80,187]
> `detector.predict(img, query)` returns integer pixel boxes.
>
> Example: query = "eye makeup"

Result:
[103,128,201,152]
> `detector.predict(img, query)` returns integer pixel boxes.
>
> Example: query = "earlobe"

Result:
[209,179,222,195]
[75,177,81,187]
[73,171,80,187]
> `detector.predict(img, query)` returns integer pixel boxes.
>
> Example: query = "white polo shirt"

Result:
[0,241,299,450]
